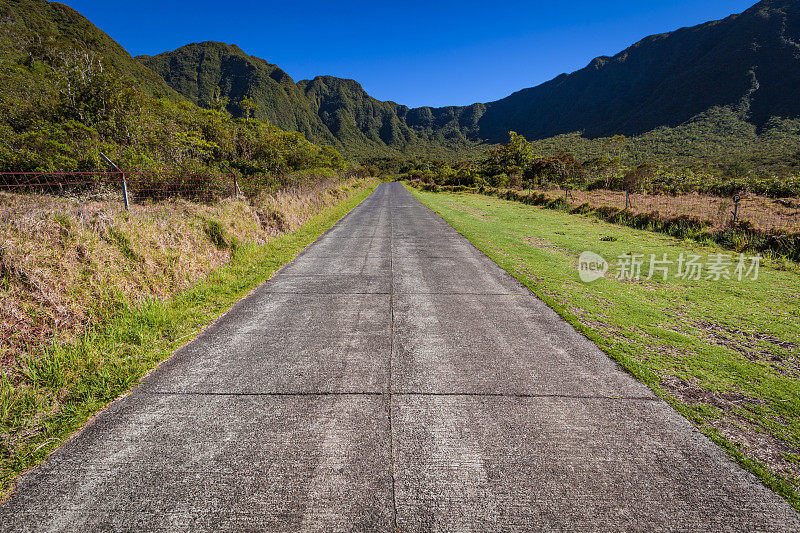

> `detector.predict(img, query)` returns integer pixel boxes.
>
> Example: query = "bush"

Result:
[203,219,228,249]
[586,178,607,191]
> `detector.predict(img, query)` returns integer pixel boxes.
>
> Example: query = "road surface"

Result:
[2,182,797,531]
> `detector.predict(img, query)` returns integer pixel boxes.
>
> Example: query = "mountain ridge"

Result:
[138,42,487,157]
[137,0,800,157]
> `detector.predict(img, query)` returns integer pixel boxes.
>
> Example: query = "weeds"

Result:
[0,178,377,498]
[203,219,229,250]
[108,228,140,262]
[0,178,372,371]
[410,182,800,261]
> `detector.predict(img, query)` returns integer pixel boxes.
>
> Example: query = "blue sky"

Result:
[61,0,757,108]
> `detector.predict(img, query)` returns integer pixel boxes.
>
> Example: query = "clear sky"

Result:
[60,0,758,108]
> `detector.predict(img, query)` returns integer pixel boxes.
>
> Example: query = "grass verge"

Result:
[408,184,800,511]
[0,182,377,499]
[411,182,800,261]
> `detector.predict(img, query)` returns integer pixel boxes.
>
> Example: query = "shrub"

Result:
[203,219,228,249]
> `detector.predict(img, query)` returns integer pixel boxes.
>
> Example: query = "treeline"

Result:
[0,29,348,178]
[378,124,800,198]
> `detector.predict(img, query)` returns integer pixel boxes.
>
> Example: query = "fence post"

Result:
[731,194,741,224]
[120,173,130,210]
[100,152,129,210]
[221,162,241,199]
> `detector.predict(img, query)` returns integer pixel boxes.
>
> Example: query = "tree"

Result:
[52,50,144,131]
[481,131,534,180]
[604,134,626,161]
[622,163,653,209]
[602,134,626,187]
[209,86,230,114]
[240,96,258,119]
[528,152,584,198]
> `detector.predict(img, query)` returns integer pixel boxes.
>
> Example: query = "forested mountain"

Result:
[137,43,336,144]
[477,0,800,141]
[138,42,485,157]
[2,0,798,165]
[0,0,346,173]
[139,0,800,156]
[0,0,182,106]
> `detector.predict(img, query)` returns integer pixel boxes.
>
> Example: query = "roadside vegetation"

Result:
[374,108,800,199]
[409,186,800,511]
[0,0,347,177]
[392,125,799,261]
[409,183,800,262]
[0,177,378,498]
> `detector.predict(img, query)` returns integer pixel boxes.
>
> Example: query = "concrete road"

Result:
[2,182,797,531]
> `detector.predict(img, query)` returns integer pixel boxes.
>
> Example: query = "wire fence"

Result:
[0,171,242,206]
[0,168,371,208]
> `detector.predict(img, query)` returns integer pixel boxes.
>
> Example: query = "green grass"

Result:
[409,185,800,510]
[0,182,376,499]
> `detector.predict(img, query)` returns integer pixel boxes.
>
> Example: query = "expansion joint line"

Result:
[387,186,399,531]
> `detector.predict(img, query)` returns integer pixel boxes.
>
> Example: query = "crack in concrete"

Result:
[139,391,660,401]
[263,291,528,296]
[387,190,400,532]
[393,392,660,401]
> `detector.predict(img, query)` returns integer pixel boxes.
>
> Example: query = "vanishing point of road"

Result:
[1,183,797,531]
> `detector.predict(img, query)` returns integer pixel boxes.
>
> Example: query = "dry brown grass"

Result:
[533,188,800,233]
[0,177,371,371]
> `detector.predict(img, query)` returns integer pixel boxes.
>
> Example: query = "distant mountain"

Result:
[139,0,800,157]
[478,0,800,141]
[137,42,485,157]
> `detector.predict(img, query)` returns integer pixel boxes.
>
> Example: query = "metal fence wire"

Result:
[0,171,241,206]
[0,167,370,206]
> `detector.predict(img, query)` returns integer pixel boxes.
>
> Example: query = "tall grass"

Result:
[0,179,377,498]
[412,182,800,261]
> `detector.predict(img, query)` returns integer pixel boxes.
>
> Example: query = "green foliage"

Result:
[406,123,800,198]
[0,2,349,179]
[481,131,533,180]
[239,95,258,119]
[203,219,228,249]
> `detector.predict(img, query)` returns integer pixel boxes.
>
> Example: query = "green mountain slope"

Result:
[140,0,800,156]
[138,43,485,158]
[0,0,179,99]
[0,0,345,174]
[477,0,800,141]
[137,42,336,145]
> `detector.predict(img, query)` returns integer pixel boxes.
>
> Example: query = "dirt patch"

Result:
[527,187,800,234]
[713,418,800,489]
[693,320,799,375]
[578,318,625,338]
[661,375,765,410]
[661,374,799,488]
[696,320,798,350]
